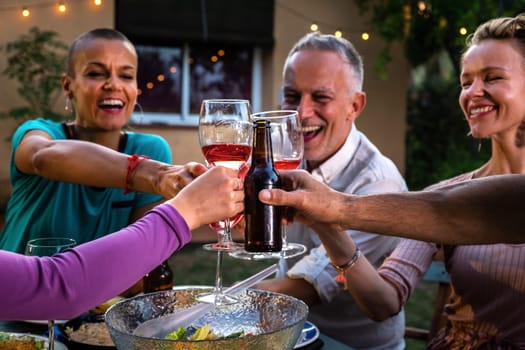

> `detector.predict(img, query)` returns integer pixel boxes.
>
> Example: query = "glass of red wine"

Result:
[197,99,253,304]
[230,110,307,262]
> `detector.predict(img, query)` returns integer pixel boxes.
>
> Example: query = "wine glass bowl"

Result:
[25,237,76,257]
[25,237,77,350]
[256,110,303,171]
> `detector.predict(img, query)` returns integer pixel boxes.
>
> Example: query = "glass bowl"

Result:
[105,287,308,350]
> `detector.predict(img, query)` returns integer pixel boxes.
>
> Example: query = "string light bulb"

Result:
[94,0,102,6]
[21,6,30,17]
[310,23,319,32]
[459,27,468,36]
[417,1,426,13]
[361,32,370,41]
[57,1,67,13]
[334,29,342,38]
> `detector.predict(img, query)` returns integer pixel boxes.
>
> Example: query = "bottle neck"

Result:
[252,121,274,165]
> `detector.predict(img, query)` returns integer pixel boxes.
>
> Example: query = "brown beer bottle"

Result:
[244,119,283,252]
[143,260,173,293]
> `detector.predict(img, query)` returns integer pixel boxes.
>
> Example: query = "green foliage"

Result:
[405,71,490,189]
[353,0,523,189]
[0,27,68,127]
[354,0,525,74]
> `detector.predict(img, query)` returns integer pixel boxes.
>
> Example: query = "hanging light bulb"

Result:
[310,23,319,32]
[21,6,30,17]
[57,1,67,13]
[94,0,102,6]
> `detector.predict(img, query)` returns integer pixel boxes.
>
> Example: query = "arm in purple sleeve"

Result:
[0,203,191,320]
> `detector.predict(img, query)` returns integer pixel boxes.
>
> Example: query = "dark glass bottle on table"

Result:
[143,260,173,293]
[244,119,283,252]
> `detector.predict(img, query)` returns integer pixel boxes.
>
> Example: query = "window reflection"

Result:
[133,44,254,125]
[189,46,253,113]
[136,45,182,114]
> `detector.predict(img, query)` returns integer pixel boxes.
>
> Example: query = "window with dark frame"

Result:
[116,0,274,126]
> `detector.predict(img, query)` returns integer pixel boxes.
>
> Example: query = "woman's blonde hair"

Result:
[464,14,525,60]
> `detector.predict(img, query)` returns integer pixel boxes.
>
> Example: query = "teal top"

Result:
[0,118,171,253]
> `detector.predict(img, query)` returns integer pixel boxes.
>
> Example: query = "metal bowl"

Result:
[105,287,308,350]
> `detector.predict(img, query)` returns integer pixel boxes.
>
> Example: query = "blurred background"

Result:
[2,1,525,348]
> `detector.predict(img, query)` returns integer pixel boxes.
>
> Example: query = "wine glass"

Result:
[25,237,77,350]
[197,99,253,304]
[229,110,307,262]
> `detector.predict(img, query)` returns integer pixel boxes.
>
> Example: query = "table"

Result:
[319,333,355,349]
[0,320,354,349]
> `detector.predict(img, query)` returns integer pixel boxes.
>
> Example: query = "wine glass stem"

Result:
[277,227,288,277]
[282,226,289,248]
[214,250,224,304]
[222,218,233,244]
[48,319,55,350]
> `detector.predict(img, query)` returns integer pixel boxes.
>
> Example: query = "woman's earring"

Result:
[467,131,483,152]
[64,97,74,116]
[133,102,144,125]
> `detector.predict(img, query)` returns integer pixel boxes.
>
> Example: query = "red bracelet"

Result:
[124,154,150,194]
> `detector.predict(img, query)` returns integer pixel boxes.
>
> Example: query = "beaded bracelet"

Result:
[124,154,150,194]
[330,247,361,291]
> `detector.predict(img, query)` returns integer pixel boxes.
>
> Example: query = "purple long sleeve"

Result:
[0,203,191,320]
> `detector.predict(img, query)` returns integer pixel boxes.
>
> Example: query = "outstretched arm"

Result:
[0,166,244,320]
[15,130,203,199]
[259,170,525,244]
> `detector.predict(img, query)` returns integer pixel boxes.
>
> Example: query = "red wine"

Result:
[274,158,301,170]
[202,143,250,233]
[202,143,251,169]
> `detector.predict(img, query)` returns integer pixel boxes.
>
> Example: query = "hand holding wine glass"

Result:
[25,237,77,350]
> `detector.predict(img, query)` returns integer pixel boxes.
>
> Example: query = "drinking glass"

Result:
[25,237,77,350]
[230,110,307,261]
[197,99,253,304]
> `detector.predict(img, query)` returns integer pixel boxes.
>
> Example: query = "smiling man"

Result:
[254,32,407,349]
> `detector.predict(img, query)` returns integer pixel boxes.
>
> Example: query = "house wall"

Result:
[0,0,409,205]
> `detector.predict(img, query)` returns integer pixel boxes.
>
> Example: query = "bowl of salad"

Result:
[105,287,308,350]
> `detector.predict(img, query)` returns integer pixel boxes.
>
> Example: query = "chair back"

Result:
[404,258,451,342]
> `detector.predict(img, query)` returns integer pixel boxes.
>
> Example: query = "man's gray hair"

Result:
[285,32,364,90]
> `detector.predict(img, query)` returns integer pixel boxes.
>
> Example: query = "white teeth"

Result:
[300,125,321,133]
[470,106,493,115]
[99,99,123,107]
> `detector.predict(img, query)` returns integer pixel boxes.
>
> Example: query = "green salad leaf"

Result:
[165,327,187,340]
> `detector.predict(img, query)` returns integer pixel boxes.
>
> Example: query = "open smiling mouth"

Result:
[99,99,124,111]
[469,105,495,119]
[300,125,322,142]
